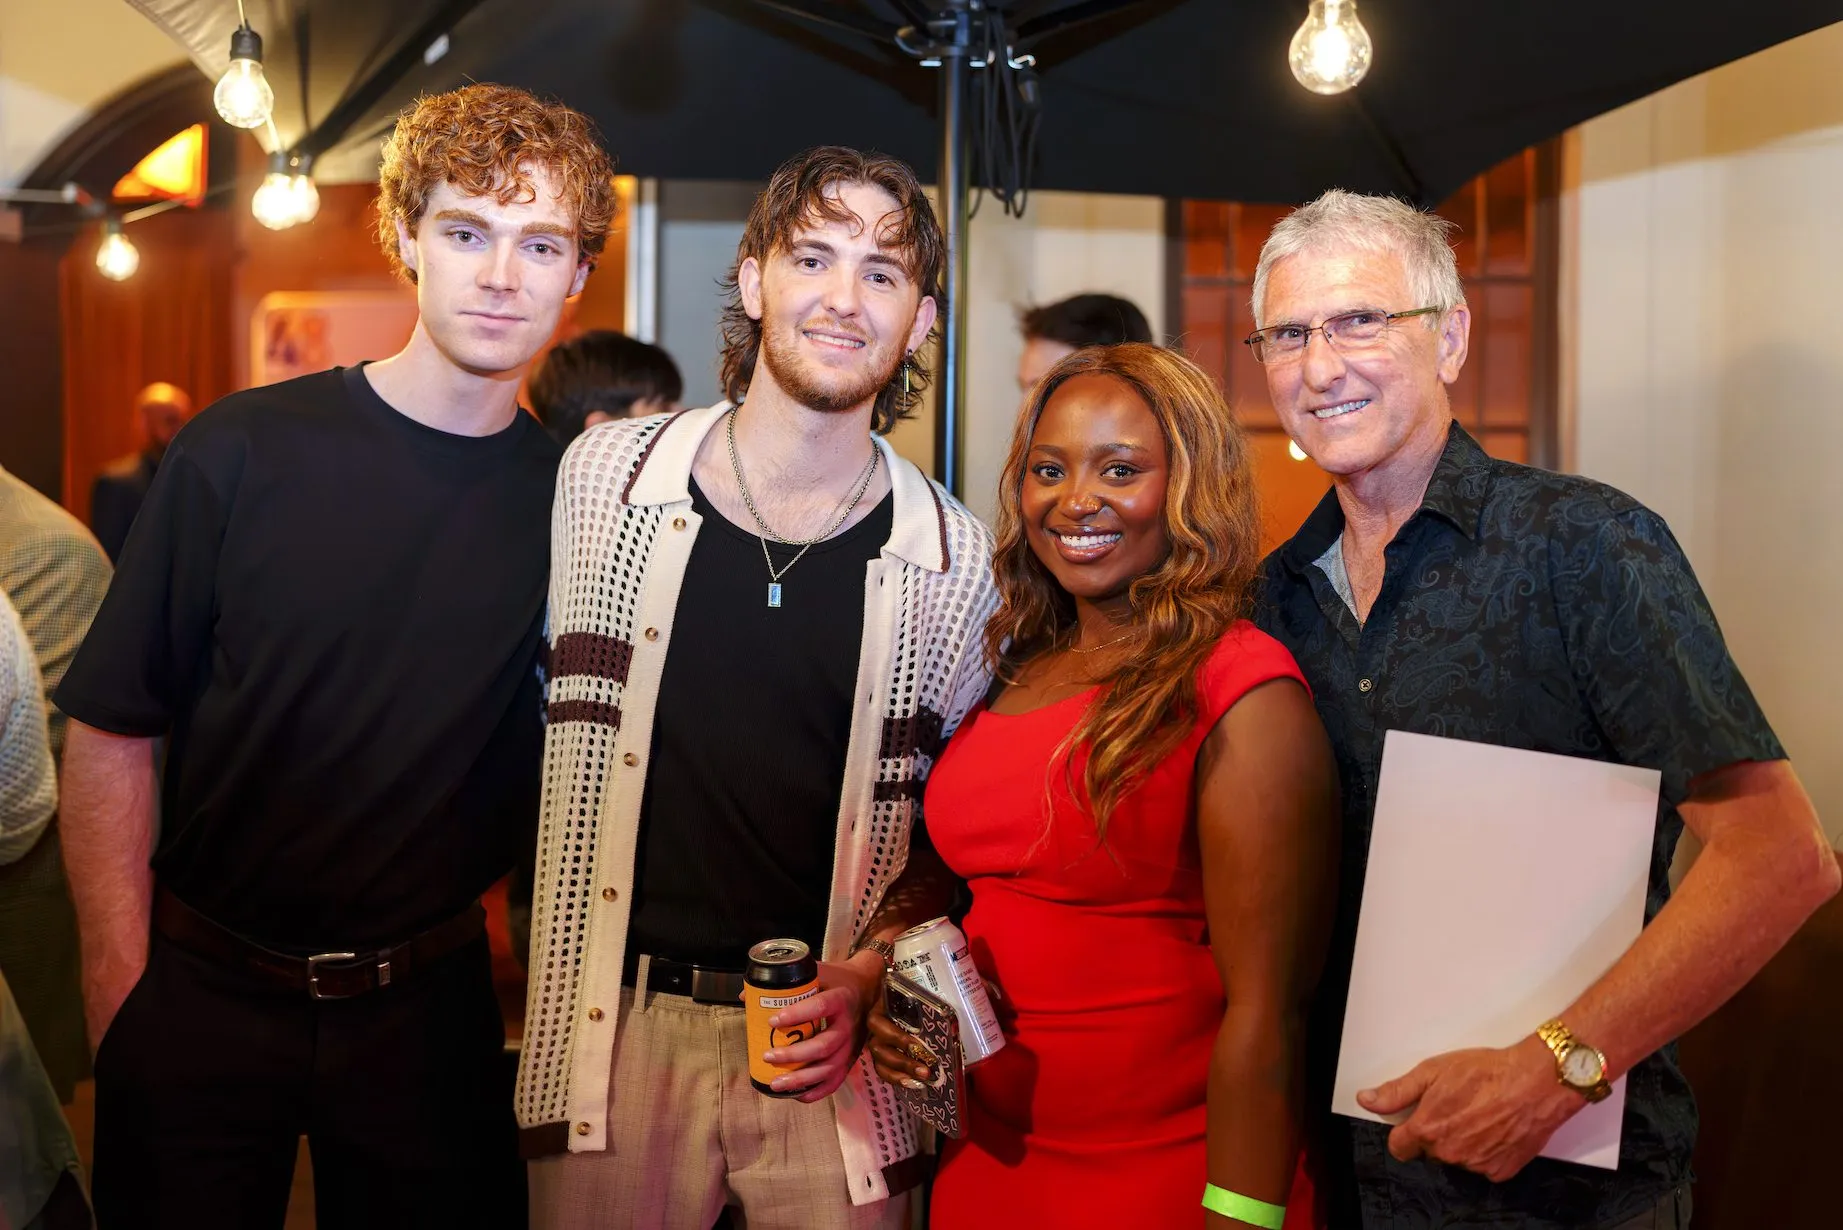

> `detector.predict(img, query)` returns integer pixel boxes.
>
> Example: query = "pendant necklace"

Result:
[726,408,880,608]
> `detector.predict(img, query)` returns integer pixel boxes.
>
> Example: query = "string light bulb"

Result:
[95,219,140,281]
[287,154,320,225]
[251,151,319,230]
[214,24,275,128]
[1290,0,1373,95]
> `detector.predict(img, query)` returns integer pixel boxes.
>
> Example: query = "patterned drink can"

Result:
[891,916,1005,1065]
[745,938,825,1097]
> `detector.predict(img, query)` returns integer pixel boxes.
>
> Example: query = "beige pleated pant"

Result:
[528,977,909,1230]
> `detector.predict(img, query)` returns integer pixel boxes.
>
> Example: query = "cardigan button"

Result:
[601,887,617,902]
[575,1122,591,1136]
[623,753,639,767]
[644,627,659,641]
[588,1007,605,1022]
[672,517,687,530]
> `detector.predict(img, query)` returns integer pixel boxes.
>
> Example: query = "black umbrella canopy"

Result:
[128,0,1843,205]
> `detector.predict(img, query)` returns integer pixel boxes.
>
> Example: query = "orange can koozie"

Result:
[744,938,826,1096]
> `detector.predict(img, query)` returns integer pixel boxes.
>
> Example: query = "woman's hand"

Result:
[866,998,936,1090]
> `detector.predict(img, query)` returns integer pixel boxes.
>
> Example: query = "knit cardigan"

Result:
[515,405,998,1205]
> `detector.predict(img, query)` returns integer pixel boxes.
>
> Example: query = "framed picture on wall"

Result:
[250,291,419,387]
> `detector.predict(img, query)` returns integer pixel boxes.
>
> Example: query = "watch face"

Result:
[1561,1046,1605,1086]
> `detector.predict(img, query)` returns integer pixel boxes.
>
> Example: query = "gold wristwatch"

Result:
[1536,1019,1612,1103]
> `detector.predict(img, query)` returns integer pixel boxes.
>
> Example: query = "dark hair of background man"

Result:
[528,331,684,445]
[1019,293,1155,349]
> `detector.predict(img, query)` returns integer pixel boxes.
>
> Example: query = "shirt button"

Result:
[588,1007,604,1022]
[1358,678,1374,694]
[644,627,659,641]
[623,752,638,767]
[601,887,617,902]
[672,517,687,531]
[575,1122,592,1136]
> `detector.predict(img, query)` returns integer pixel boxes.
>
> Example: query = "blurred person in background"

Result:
[0,463,110,1104]
[54,83,615,1228]
[529,330,683,446]
[870,344,1336,1229]
[0,969,90,1230]
[1015,292,1154,411]
[89,381,193,563]
[0,586,56,888]
[0,591,87,1228]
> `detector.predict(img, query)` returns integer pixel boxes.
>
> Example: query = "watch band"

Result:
[853,936,895,969]
[1537,1018,1612,1103]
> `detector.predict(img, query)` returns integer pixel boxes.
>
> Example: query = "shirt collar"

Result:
[623,402,952,574]
[1416,420,1493,541]
[1277,419,1493,574]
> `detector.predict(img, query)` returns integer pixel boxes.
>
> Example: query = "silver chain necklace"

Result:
[725,408,880,608]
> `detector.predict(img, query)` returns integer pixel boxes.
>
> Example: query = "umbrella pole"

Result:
[934,1,972,498]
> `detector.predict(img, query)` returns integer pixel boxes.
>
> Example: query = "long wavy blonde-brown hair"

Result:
[986,343,1264,842]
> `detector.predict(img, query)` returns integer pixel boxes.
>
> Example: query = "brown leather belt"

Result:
[621,951,746,1005]
[152,886,486,1000]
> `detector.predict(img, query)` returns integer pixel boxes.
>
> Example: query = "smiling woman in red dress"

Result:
[869,344,1339,1228]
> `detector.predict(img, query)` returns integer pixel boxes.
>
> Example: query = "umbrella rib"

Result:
[1343,92,1428,206]
[297,0,492,159]
[742,0,902,43]
[1014,0,1155,51]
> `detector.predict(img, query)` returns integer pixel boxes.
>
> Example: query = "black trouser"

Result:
[91,929,523,1229]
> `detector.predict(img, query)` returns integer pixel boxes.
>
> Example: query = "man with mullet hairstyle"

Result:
[56,84,615,1226]
[520,146,997,1229]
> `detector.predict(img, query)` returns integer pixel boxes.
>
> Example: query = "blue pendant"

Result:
[767,583,782,608]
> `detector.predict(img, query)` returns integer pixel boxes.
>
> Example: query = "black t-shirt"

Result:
[626,475,893,969]
[56,365,561,951]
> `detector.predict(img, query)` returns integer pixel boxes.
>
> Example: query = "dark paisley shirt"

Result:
[1255,422,1784,1230]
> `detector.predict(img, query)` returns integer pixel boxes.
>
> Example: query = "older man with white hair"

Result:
[1250,189,1837,1229]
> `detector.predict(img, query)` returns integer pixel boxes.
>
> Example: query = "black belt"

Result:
[621,950,745,1005]
[152,886,486,1000]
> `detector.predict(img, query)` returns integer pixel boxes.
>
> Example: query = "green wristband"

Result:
[1202,1183,1286,1229]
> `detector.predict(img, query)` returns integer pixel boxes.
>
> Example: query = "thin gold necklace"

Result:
[1067,630,1136,655]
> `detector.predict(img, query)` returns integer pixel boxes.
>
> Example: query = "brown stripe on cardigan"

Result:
[872,778,924,803]
[879,708,946,763]
[552,631,634,685]
[547,698,624,730]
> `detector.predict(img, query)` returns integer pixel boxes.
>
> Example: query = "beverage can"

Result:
[890,917,1005,1065]
[744,938,824,1096]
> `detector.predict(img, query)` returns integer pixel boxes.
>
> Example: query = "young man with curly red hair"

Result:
[56,83,615,1226]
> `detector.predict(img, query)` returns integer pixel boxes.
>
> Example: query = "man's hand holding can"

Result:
[758,953,885,1103]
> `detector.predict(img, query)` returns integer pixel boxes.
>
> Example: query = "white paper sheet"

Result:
[1331,731,1661,1170]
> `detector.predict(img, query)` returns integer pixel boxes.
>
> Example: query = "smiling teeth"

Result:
[807,333,865,349]
[1059,532,1122,548]
[1314,399,1370,419]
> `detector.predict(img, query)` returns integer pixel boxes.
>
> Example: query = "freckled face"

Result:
[1021,374,1169,604]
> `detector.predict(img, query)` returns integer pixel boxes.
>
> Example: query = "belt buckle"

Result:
[307,951,360,1000]
[690,967,737,1004]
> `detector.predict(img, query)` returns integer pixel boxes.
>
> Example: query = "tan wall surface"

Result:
[1567,23,1843,848]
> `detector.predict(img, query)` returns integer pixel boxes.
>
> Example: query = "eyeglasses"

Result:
[1243,306,1442,365]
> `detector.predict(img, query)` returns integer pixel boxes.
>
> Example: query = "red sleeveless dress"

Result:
[924,622,1319,1228]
